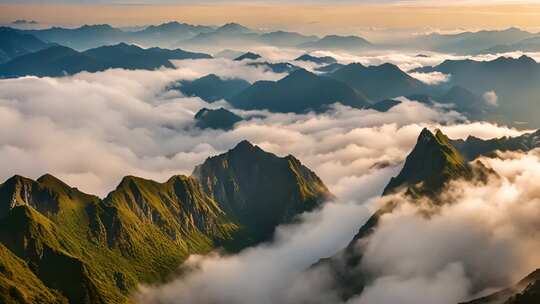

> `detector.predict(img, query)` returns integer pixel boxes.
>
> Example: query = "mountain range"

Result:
[228,69,370,113]
[409,27,537,54]
[0,27,52,63]
[0,142,331,303]
[173,74,251,102]
[327,62,428,101]
[0,43,210,78]
[5,22,375,52]
[414,55,540,127]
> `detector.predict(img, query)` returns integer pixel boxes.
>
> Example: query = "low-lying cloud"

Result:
[0,53,535,304]
[348,150,540,304]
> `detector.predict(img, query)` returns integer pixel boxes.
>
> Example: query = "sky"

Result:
[2,1,540,37]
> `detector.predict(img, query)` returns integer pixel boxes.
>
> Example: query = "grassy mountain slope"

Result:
[0,142,331,302]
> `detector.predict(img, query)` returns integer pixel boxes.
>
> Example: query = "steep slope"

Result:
[229,69,370,113]
[0,173,237,303]
[194,107,243,130]
[258,31,318,47]
[328,63,428,100]
[82,43,211,69]
[174,74,250,102]
[0,144,332,302]
[0,45,106,78]
[24,24,127,50]
[462,269,540,304]
[192,140,333,245]
[317,129,478,300]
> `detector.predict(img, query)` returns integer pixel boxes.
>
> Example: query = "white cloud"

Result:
[409,71,450,85]
[483,90,499,107]
[346,150,540,304]
[0,57,532,304]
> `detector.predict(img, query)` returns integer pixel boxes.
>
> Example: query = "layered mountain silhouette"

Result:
[295,54,337,65]
[246,61,300,74]
[299,35,371,50]
[463,269,540,304]
[228,69,370,113]
[173,74,250,102]
[0,43,210,78]
[480,36,540,54]
[0,27,52,63]
[414,55,540,127]
[328,63,428,100]
[194,107,243,130]
[0,142,331,303]
[451,129,540,161]
[233,52,261,61]
[23,24,127,51]
[410,27,535,54]
[258,31,318,47]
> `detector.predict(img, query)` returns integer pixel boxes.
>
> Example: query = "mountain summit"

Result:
[383,128,472,196]
[192,140,333,244]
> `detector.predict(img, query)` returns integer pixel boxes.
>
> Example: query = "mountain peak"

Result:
[234,52,261,61]
[217,22,252,33]
[383,128,471,196]
[231,139,256,152]
[192,141,331,244]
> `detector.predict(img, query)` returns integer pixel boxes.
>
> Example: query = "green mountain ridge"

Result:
[316,128,487,300]
[0,141,331,303]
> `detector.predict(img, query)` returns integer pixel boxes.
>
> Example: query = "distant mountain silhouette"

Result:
[0,27,51,63]
[299,35,371,50]
[228,69,370,113]
[414,55,540,127]
[462,269,540,304]
[194,107,243,130]
[451,129,540,161]
[246,61,300,74]
[411,27,535,54]
[328,63,427,100]
[368,99,402,112]
[295,54,337,65]
[233,52,261,61]
[174,74,250,102]
[258,31,318,47]
[0,43,211,78]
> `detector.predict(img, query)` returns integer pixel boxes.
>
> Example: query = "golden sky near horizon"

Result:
[2,3,540,38]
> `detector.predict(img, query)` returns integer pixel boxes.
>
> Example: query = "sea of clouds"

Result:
[0,51,536,304]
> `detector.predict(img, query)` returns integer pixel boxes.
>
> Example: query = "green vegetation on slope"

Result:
[0,141,331,303]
